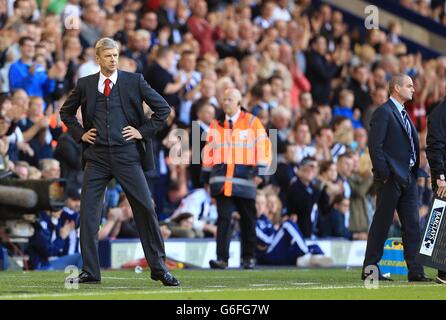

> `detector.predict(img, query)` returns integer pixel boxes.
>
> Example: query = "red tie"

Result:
[104,78,111,97]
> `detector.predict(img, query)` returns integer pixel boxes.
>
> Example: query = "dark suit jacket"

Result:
[59,70,171,171]
[426,99,446,182]
[369,99,420,185]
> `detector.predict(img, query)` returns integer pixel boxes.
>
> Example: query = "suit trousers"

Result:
[363,171,424,276]
[215,196,257,262]
[80,143,168,280]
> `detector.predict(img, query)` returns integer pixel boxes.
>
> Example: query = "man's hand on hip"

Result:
[122,126,143,140]
[82,128,97,144]
[437,179,446,198]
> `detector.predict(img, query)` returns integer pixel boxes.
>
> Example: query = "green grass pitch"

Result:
[0,268,445,300]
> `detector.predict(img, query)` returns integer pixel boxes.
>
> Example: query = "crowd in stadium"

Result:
[0,0,445,270]
[399,0,446,25]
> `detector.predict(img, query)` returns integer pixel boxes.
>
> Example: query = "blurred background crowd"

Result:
[0,0,445,270]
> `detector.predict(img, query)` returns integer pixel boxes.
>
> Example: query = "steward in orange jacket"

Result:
[201,88,272,269]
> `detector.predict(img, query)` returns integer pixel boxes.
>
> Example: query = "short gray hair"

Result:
[389,73,408,94]
[95,37,119,56]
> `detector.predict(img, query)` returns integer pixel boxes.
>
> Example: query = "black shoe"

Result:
[242,258,256,270]
[361,273,393,281]
[150,272,180,286]
[408,274,433,282]
[76,271,101,284]
[209,259,228,269]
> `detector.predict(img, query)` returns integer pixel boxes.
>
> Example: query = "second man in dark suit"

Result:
[362,74,430,282]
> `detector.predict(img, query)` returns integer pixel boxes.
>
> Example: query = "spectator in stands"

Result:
[291,120,316,164]
[187,0,222,55]
[348,152,373,238]
[287,156,330,238]
[8,37,66,102]
[189,100,215,189]
[39,158,60,179]
[255,190,333,266]
[114,11,137,47]
[348,64,373,114]
[157,0,187,45]
[26,207,82,270]
[321,194,353,239]
[54,121,82,190]
[363,86,388,131]
[305,35,343,105]
[79,3,102,48]
[333,89,362,129]
[18,96,53,166]
[331,116,354,160]
[144,46,183,113]
[168,188,218,238]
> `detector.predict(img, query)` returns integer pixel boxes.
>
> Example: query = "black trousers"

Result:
[215,196,257,262]
[363,172,424,276]
[80,143,168,280]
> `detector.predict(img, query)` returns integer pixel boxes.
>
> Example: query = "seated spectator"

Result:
[320,195,353,239]
[39,158,60,179]
[26,208,82,270]
[167,188,218,238]
[333,89,362,129]
[255,190,333,267]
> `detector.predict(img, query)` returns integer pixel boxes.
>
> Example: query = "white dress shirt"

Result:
[98,70,118,94]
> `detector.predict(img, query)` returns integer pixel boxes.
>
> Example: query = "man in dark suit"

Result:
[363,74,430,282]
[60,38,179,286]
[425,97,446,284]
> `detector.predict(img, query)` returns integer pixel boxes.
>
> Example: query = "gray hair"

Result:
[95,37,119,56]
[39,158,60,172]
[389,73,408,94]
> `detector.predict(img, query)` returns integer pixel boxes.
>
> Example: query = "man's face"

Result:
[181,54,196,72]
[373,88,388,106]
[67,198,81,212]
[299,93,313,109]
[295,124,310,145]
[396,76,415,102]
[42,164,60,179]
[222,90,240,117]
[124,13,137,31]
[298,162,318,183]
[336,199,350,214]
[96,47,119,74]
[21,40,35,60]
[338,157,353,177]
[142,13,158,30]
[314,37,327,55]
[201,80,216,98]
[355,67,369,85]
[198,105,215,125]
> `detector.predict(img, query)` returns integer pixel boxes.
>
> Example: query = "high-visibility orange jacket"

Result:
[201,109,272,199]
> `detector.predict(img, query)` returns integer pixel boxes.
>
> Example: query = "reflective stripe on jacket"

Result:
[201,110,272,199]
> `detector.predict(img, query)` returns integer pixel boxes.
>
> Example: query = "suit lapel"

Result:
[388,99,410,139]
[86,72,100,126]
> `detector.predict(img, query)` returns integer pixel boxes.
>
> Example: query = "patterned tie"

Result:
[104,78,111,97]
[401,109,416,166]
